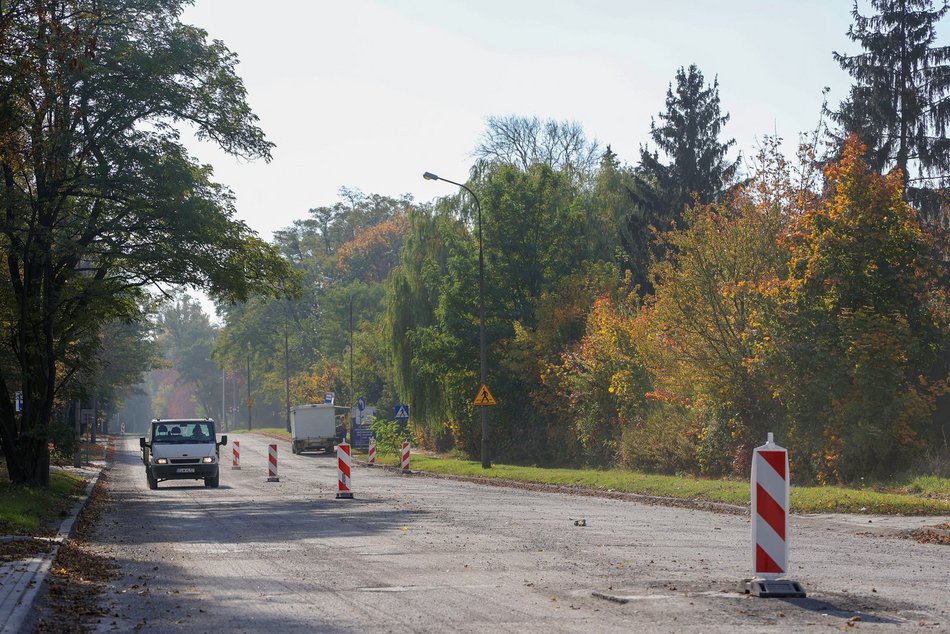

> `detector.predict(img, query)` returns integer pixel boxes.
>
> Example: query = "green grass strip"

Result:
[0,470,86,535]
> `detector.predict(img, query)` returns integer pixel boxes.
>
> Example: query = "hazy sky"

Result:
[179,0,869,241]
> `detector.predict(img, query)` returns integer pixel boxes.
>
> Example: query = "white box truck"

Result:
[290,404,340,454]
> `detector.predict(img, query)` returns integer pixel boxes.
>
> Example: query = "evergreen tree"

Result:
[832,1,950,207]
[637,64,739,230]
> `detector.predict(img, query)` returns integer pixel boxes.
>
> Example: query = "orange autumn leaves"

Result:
[553,137,948,481]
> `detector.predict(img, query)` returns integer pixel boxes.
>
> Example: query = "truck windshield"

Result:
[152,422,213,444]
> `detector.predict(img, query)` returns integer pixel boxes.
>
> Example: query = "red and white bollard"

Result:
[401,439,411,473]
[336,442,354,499]
[266,443,279,482]
[741,432,805,598]
[367,437,377,466]
[231,440,241,470]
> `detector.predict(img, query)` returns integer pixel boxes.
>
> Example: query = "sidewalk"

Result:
[0,463,104,634]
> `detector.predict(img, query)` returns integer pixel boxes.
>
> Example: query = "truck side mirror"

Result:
[219,435,228,446]
[139,437,146,449]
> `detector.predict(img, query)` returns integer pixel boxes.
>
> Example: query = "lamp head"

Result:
[423,171,439,181]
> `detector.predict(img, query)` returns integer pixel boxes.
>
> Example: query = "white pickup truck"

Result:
[140,419,227,489]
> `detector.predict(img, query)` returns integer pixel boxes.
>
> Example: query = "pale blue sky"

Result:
[180,0,875,240]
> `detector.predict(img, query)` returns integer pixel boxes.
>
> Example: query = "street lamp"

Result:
[423,171,490,469]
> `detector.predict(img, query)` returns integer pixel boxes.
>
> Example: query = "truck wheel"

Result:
[204,474,219,488]
[147,470,158,490]
[291,444,298,455]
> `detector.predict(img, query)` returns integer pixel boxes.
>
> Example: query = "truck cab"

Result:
[139,419,227,489]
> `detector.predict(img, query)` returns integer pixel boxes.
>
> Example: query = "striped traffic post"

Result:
[231,440,241,470]
[367,437,377,465]
[741,432,806,598]
[336,442,354,499]
[266,443,280,482]
[401,439,411,473]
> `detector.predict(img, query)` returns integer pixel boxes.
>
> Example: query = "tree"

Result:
[637,64,739,230]
[474,115,601,184]
[391,161,608,461]
[153,294,221,420]
[769,137,949,482]
[0,0,290,485]
[217,188,410,429]
[386,204,467,441]
[833,1,950,190]
[640,139,792,476]
[593,145,657,294]
[90,312,163,432]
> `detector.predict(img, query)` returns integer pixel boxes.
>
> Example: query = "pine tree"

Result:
[832,0,950,197]
[637,64,739,230]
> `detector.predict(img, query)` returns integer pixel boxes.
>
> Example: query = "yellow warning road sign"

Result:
[473,384,497,406]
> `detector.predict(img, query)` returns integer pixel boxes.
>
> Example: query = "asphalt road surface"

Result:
[32,434,950,632]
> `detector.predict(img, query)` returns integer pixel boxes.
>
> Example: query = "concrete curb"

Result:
[0,464,105,634]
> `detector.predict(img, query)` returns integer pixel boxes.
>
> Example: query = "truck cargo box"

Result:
[290,404,340,454]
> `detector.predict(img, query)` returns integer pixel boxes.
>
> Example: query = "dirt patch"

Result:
[898,522,950,545]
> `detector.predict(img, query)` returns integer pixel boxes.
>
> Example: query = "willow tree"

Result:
[0,0,290,485]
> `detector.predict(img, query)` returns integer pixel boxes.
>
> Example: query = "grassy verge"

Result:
[367,452,950,516]
[0,468,86,535]
[234,426,290,439]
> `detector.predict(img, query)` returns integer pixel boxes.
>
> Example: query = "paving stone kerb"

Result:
[0,463,104,634]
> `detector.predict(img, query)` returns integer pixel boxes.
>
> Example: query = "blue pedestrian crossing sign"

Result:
[14,391,23,413]
[394,404,410,420]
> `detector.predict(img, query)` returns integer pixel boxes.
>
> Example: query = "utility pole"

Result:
[349,296,354,444]
[246,351,252,430]
[221,367,226,432]
[284,317,291,433]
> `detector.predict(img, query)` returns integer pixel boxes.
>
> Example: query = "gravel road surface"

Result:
[29,433,950,632]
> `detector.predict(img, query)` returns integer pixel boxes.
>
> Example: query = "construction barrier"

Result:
[232,440,241,470]
[267,443,279,482]
[741,432,805,598]
[367,437,377,465]
[401,439,411,473]
[336,442,354,499]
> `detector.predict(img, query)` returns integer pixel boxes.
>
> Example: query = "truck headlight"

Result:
[156,457,168,465]
[201,456,215,464]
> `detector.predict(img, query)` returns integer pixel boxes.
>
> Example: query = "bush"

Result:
[621,403,697,474]
[370,419,411,456]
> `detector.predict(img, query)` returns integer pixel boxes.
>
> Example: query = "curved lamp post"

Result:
[423,171,490,469]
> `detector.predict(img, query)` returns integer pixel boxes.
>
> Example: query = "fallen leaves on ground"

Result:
[899,522,950,545]
[0,538,52,561]
[34,441,118,633]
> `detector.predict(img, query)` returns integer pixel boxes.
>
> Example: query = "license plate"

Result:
[176,467,195,473]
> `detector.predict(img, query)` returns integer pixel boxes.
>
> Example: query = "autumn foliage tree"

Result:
[636,140,792,475]
[768,137,949,482]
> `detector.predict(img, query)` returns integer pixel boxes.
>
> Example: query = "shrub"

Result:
[370,419,411,456]
[621,403,697,474]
